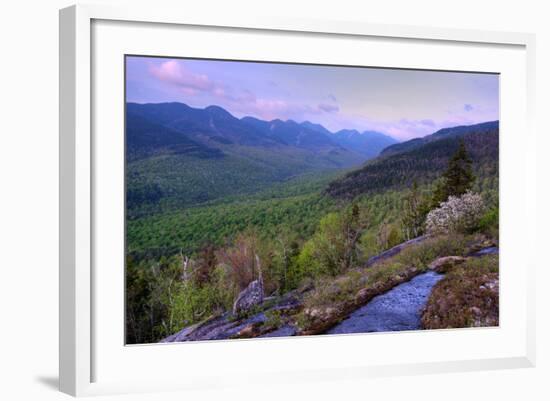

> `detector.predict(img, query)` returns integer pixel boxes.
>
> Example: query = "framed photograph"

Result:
[59,4,536,396]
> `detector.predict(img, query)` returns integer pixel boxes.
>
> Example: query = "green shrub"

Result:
[294,239,326,284]
[358,230,380,262]
[478,207,499,237]
[376,221,404,251]
[395,235,469,267]
[266,233,301,294]
[302,205,369,277]
[265,309,283,328]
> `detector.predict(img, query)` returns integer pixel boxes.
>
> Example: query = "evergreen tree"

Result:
[432,140,475,207]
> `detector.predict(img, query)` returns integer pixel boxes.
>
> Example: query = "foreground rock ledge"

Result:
[297,266,421,336]
[161,240,498,342]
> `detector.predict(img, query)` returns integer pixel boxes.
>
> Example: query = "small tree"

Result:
[376,220,402,250]
[179,249,192,282]
[312,204,369,276]
[193,243,217,287]
[217,231,262,290]
[270,230,300,293]
[401,181,430,240]
[295,239,323,282]
[432,140,475,207]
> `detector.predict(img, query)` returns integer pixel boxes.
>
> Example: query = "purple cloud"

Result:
[464,104,474,112]
[420,119,435,127]
[318,103,339,113]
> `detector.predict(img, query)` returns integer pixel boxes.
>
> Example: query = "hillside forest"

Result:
[125,101,499,344]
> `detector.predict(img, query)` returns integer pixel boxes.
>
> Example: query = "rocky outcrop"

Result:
[259,325,297,338]
[469,246,499,257]
[161,237,500,342]
[233,279,264,316]
[161,291,303,342]
[231,322,264,339]
[428,256,467,273]
[366,235,429,267]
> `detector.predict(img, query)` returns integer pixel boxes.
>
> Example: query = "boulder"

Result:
[232,322,263,339]
[480,278,499,292]
[299,306,342,335]
[233,279,264,316]
[428,256,466,273]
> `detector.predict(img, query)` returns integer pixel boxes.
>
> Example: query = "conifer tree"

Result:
[432,140,475,207]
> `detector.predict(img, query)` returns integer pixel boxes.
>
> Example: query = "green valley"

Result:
[125,101,500,345]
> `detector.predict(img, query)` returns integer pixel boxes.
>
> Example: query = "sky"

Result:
[126,56,499,141]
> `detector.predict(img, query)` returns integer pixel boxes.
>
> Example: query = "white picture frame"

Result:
[59,3,536,397]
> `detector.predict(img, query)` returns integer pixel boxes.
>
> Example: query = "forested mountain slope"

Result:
[380,121,498,157]
[326,122,499,199]
[126,102,397,215]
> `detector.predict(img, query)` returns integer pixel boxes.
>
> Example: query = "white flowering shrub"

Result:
[425,192,485,234]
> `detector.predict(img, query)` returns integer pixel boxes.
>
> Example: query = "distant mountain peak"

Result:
[332,128,398,159]
[205,105,234,119]
[335,129,361,138]
[300,121,333,136]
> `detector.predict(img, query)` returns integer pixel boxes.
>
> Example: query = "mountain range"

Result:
[126,102,398,214]
[127,102,397,161]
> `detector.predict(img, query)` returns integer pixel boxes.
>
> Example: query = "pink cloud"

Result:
[246,100,335,121]
[150,61,262,107]
[150,60,217,94]
[148,60,342,122]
